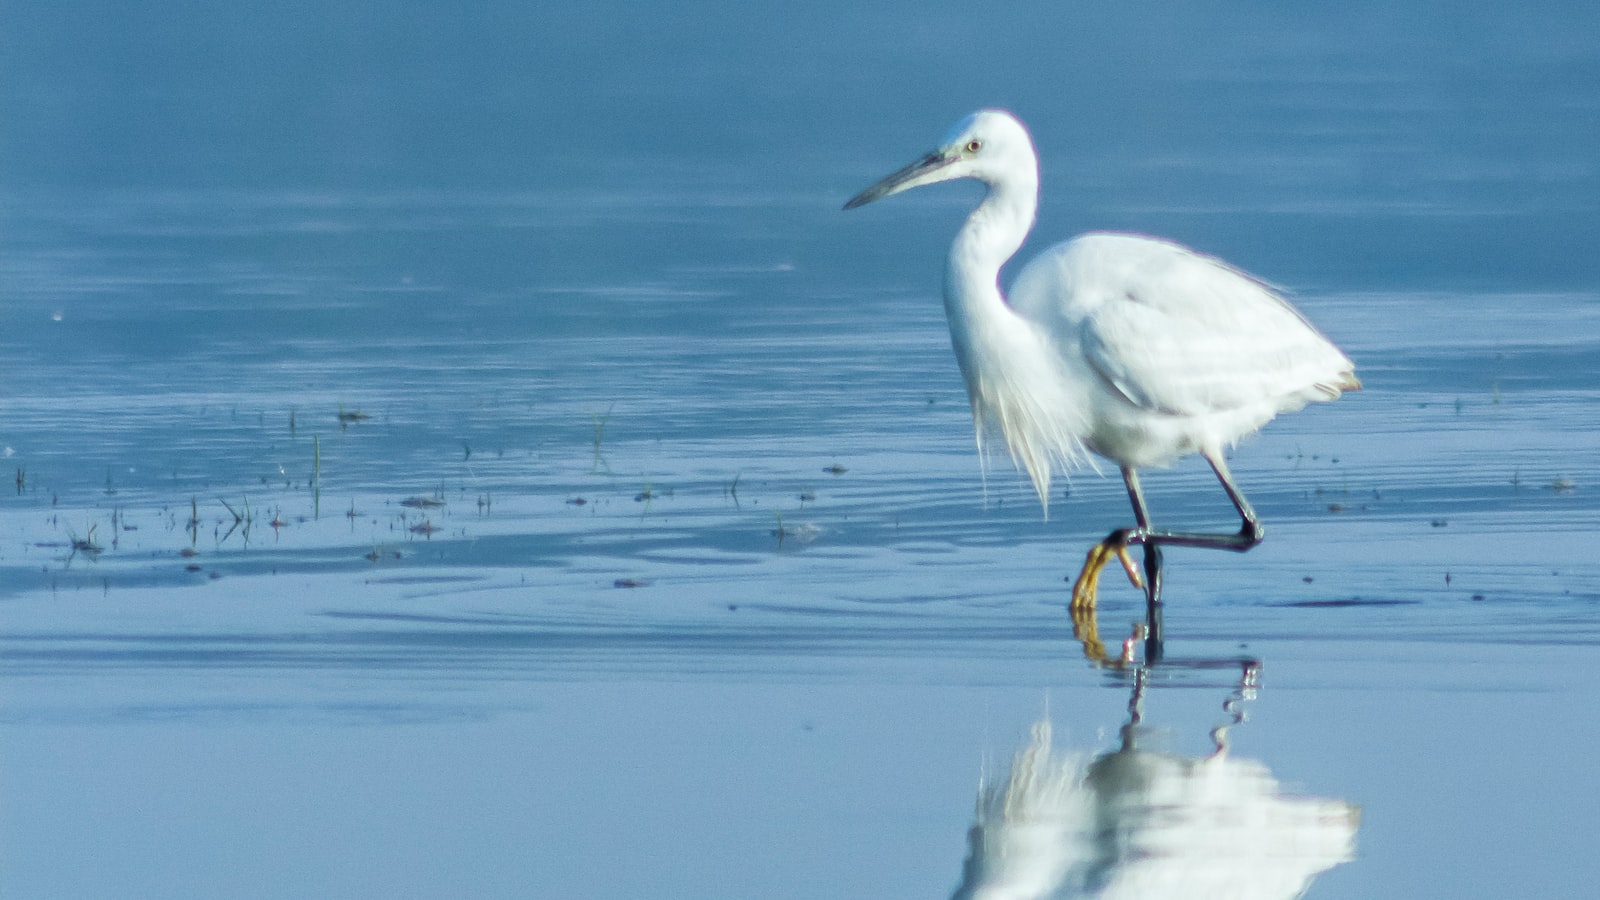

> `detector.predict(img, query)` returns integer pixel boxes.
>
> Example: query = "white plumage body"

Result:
[979,231,1356,501]
[846,110,1356,513]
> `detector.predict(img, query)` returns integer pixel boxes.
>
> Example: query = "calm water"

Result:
[3,2,1599,898]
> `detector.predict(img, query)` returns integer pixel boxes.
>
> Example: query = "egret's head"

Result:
[843,109,1038,210]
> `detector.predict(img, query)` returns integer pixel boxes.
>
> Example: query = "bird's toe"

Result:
[1070,532,1145,611]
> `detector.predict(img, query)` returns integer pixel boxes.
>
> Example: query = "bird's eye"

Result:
[965,139,983,153]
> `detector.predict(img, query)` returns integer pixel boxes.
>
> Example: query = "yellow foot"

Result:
[1069,536,1145,611]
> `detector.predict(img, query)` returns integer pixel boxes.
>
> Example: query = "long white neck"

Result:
[942,171,1038,398]
[943,174,1037,329]
[940,167,1083,511]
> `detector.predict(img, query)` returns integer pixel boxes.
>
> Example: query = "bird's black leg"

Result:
[1070,455,1267,660]
[1141,541,1165,662]
[1203,451,1267,548]
[1117,467,1165,659]
[1120,454,1265,554]
[1104,456,1266,661]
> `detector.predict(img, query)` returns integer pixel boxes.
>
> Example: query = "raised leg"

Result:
[1070,452,1267,656]
[1120,453,1264,553]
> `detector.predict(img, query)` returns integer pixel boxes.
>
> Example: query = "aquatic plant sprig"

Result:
[312,434,321,518]
[68,521,102,555]
[217,495,254,544]
[592,403,615,473]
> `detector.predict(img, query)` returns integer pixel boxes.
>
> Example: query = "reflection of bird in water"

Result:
[950,666,1358,899]
[845,110,1358,633]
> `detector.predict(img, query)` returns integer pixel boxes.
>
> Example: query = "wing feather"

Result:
[1010,233,1356,418]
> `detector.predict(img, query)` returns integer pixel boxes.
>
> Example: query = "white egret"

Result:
[844,110,1358,617]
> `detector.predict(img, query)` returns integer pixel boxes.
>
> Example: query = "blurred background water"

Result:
[3,1,1599,897]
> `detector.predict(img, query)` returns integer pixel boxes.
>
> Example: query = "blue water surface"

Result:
[3,2,1599,898]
